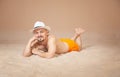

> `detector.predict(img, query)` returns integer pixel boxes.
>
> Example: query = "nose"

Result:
[38,32,41,36]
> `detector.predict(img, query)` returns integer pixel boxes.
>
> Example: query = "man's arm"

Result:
[23,41,32,57]
[23,36,38,57]
[32,36,56,58]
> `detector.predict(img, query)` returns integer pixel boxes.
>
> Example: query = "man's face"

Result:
[33,28,49,42]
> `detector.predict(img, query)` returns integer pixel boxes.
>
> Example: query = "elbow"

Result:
[22,52,32,57]
[23,53,30,57]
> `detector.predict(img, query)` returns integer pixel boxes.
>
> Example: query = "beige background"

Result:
[0,0,120,77]
[0,0,120,44]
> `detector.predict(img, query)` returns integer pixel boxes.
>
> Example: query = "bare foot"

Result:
[75,27,85,36]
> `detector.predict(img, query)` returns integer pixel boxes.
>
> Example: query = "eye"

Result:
[40,31,44,33]
[35,32,38,34]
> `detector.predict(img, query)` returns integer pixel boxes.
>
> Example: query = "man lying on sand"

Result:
[23,21,85,58]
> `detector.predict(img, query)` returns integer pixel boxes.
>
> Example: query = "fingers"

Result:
[29,36,38,47]
[30,39,38,47]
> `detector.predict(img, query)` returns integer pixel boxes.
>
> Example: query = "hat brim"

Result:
[30,26,51,32]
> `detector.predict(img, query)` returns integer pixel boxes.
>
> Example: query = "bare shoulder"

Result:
[47,35,56,45]
[48,35,56,40]
[47,35,56,48]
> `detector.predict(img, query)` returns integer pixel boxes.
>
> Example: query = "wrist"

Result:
[27,41,32,48]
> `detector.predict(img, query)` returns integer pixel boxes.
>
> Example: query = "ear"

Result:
[47,32,49,36]
[46,31,50,36]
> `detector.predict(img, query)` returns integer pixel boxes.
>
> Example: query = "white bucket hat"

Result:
[33,21,51,32]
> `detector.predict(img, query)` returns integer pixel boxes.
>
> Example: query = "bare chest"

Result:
[35,44,48,52]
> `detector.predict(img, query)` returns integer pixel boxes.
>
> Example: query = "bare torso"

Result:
[32,35,69,54]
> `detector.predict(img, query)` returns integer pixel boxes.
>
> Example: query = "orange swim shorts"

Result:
[60,38,80,52]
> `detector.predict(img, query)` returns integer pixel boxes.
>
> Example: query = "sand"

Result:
[0,42,120,77]
[0,0,120,77]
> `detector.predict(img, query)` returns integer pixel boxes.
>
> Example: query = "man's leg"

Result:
[71,28,85,50]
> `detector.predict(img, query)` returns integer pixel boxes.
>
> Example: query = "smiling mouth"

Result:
[38,38,44,42]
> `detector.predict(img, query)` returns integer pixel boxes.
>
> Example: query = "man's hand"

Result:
[32,49,39,55]
[29,36,38,48]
